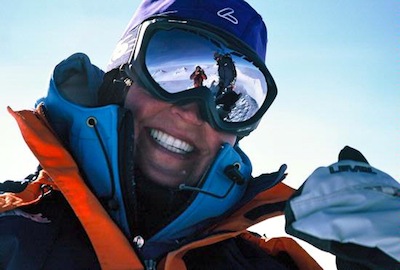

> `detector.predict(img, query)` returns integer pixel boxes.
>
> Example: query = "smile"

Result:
[150,129,194,154]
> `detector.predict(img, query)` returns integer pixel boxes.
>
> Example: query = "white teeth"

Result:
[150,129,194,154]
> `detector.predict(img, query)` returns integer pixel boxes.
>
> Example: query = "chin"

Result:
[140,168,186,188]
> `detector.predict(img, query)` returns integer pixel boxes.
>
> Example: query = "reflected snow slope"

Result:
[149,63,260,122]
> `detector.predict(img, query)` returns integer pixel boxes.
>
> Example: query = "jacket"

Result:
[0,53,321,270]
[0,106,321,269]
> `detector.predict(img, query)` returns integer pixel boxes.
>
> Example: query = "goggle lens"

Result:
[144,28,268,123]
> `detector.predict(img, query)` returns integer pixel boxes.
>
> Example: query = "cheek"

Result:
[124,86,147,115]
[208,126,237,146]
[205,127,237,154]
[124,86,153,140]
[124,85,164,124]
[221,133,237,146]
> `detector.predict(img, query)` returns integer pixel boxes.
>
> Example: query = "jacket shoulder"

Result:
[0,192,100,269]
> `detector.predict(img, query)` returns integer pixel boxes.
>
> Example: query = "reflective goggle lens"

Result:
[144,28,269,123]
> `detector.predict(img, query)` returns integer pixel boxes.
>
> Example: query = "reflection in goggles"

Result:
[145,28,268,123]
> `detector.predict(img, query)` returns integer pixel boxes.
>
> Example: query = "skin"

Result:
[124,83,237,187]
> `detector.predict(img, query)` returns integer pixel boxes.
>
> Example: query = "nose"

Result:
[170,102,203,126]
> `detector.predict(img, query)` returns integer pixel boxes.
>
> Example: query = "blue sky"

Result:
[1,1,399,269]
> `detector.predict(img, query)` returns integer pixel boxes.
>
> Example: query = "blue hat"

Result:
[107,0,268,71]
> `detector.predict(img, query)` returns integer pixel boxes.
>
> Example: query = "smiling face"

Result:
[124,83,237,187]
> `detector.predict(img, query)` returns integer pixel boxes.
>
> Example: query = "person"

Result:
[190,66,207,88]
[1,0,399,270]
[214,52,237,95]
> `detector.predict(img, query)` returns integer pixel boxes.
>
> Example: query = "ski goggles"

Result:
[123,17,277,136]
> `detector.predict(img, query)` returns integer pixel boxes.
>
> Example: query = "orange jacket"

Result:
[2,106,321,270]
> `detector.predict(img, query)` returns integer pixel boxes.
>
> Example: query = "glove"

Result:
[285,146,400,270]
